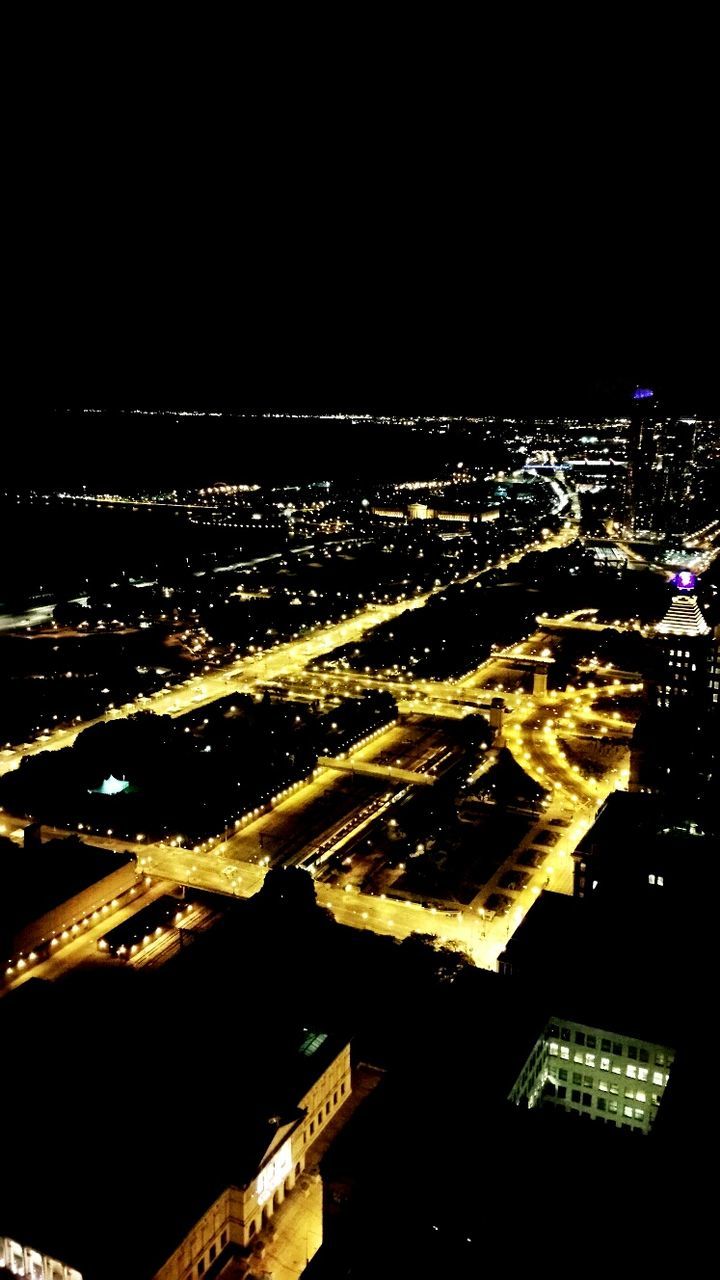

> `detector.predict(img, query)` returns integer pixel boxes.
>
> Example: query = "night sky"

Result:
[35,221,716,418]
[20,60,717,481]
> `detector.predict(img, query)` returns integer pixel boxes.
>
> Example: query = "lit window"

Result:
[626,1065,637,1079]
[657,875,664,886]
[648,874,656,885]
[612,1066,621,1075]
[624,1105,633,1118]
[548,1042,559,1056]
[652,1071,664,1086]
[638,1068,648,1082]
[598,1080,608,1092]
[636,1091,646,1103]
[634,1108,644,1121]
[585,1053,596,1068]
[560,1046,570,1060]
[600,1057,610,1071]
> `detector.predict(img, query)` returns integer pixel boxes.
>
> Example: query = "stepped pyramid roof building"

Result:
[655,593,709,637]
[653,586,713,712]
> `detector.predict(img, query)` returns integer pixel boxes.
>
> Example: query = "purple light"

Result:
[633,387,654,400]
[674,570,697,590]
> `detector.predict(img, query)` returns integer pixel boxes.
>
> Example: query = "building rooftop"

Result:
[577,790,719,878]
[498,887,710,1050]
[0,835,134,955]
[0,967,348,1280]
[656,593,710,636]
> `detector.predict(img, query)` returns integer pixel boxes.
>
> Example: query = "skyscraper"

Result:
[654,572,711,710]
[655,418,696,534]
[624,390,695,536]
[625,389,662,535]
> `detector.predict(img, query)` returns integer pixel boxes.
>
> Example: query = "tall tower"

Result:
[625,388,662,535]
[624,390,696,538]
[653,571,711,711]
[655,419,696,535]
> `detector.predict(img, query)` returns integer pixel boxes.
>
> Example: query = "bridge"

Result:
[494,650,554,666]
[491,651,552,695]
[317,756,437,786]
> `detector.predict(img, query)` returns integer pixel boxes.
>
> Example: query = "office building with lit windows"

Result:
[498,881,710,1140]
[710,622,720,710]
[627,574,719,813]
[510,1016,674,1133]
[654,579,711,711]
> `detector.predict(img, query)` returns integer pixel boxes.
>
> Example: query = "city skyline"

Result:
[1,415,718,1276]
[9,33,718,1271]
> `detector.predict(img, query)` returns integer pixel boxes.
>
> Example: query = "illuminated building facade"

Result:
[710,624,720,710]
[654,575,711,711]
[510,1016,674,1134]
[0,1239,82,1279]
[2,1034,351,1280]
[371,504,499,525]
[153,1034,350,1280]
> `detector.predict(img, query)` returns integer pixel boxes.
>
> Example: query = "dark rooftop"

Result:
[0,835,134,955]
[499,888,711,1048]
[0,966,347,1280]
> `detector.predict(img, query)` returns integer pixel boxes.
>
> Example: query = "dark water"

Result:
[12,410,507,489]
[0,500,258,604]
[1,411,511,604]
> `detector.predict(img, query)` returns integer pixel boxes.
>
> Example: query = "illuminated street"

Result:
[2,376,718,1280]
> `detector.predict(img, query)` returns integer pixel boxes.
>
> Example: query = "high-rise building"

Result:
[710,622,720,711]
[625,390,662,535]
[655,419,696,534]
[624,391,696,536]
[654,572,711,711]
